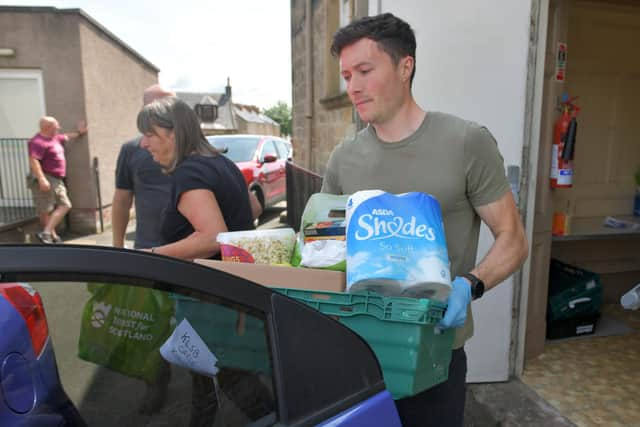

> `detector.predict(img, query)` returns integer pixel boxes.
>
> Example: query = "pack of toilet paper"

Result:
[346,190,452,302]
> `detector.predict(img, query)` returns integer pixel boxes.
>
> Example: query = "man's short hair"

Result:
[331,13,417,84]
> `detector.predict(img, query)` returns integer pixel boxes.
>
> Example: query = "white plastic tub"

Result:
[216,228,296,265]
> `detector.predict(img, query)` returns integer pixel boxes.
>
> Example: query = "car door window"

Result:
[18,280,275,427]
[0,246,388,426]
[260,140,278,161]
[273,140,288,159]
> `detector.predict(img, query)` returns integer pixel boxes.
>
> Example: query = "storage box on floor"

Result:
[191,260,454,399]
[546,258,603,339]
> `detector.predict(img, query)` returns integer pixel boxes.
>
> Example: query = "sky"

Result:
[3,0,292,109]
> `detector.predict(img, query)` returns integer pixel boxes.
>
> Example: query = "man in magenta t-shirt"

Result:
[28,116,87,243]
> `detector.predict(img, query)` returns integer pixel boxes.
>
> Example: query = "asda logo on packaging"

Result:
[353,211,436,241]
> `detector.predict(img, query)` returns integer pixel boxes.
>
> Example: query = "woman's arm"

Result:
[153,189,228,260]
[249,189,263,220]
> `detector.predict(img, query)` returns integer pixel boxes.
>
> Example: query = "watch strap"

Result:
[461,272,485,300]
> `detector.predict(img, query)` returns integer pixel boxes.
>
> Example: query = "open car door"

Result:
[0,244,401,426]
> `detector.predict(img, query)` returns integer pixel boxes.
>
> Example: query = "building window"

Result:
[322,0,367,108]
[338,0,353,93]
[195,104,218,123]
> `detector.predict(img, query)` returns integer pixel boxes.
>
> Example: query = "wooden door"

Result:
[558,0,640,223]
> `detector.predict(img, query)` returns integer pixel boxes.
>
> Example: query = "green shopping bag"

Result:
[78,283,175,383]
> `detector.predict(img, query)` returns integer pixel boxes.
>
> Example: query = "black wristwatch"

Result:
[462,273,485,300]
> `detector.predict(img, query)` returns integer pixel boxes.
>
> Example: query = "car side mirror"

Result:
[262,154,278,163]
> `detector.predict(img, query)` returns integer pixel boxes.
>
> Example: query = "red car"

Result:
[207,135,290,210]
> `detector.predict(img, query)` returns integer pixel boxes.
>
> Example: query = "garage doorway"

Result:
[522,1,640,425]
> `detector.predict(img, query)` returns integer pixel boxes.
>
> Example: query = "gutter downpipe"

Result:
[93,157,104,233]
[513,0,549,377]
[304,0,313,170]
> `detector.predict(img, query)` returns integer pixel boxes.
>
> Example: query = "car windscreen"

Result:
[209,137,260,163]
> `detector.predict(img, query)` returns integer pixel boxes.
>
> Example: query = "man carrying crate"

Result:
[321,13,529,427]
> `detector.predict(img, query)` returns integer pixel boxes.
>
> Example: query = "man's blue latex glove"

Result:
[439,276,472,329]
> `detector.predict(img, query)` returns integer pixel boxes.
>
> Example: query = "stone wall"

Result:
[291,0,356,177]
[237,118,281,137]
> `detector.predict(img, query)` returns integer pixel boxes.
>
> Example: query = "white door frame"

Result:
[514,0,550,377]
[0,68,46,208]
[0,68,46,122]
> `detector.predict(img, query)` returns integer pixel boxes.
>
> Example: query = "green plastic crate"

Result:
[547,259,603,321]
[172,296,272,374]
[274,288,455,400]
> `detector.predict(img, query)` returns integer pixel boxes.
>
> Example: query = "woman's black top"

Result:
[161,154,254,257]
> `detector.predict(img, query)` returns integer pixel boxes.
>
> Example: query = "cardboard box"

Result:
[195,259,345,292]
[303,220,346,237]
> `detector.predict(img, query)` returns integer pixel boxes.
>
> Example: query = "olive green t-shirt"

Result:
[321,111,509,349]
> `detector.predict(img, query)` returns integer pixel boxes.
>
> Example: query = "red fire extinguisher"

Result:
[550,95,579,188]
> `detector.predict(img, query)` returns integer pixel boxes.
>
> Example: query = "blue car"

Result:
[0,245,402,426]
[0,282,85,426]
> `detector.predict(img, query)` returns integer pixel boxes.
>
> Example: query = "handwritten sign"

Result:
[160,318,219,377]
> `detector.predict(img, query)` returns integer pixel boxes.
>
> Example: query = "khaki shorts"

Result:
[28,173,72,214]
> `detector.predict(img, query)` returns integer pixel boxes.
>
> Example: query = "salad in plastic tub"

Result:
[216,228,296,265]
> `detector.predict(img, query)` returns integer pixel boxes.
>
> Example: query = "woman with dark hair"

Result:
[137,97,255,259]
[137,97,272,425]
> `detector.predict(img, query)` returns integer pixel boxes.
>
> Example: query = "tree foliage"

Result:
[263,101,291,137]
